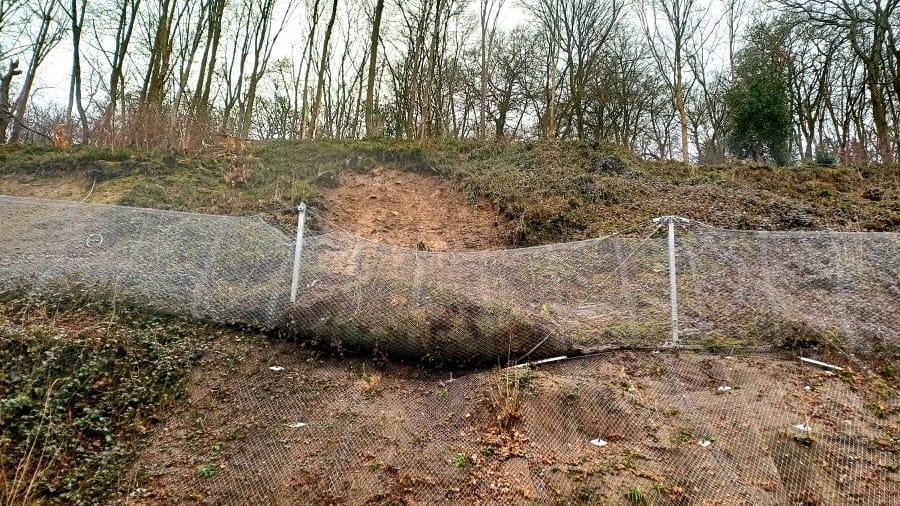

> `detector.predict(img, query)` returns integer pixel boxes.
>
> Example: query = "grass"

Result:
[624,485,649,505]
[2,139,897,245]
[487,366,531,432]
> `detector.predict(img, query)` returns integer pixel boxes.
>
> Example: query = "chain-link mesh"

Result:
[168,349,897,505]
[1,195,898,363]
[1,195,898,503]
[678,224,900,356]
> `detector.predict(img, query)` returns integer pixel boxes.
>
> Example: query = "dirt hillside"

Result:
[315,167,512,251]
[114,337,898,505]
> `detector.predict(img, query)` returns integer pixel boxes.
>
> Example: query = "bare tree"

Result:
[636,0,708,164]
[61,0,89,143]
[722,0,750,75]
[559,0,622,139]
[94,0,140,140]
[778,0,898,163]
[238,0,294,138]
[307,0,338,138]
[523,0,563,138]
[9,0,64,142]
[478,0,504,138]
[0,0,24,61]
[365,0,385,137]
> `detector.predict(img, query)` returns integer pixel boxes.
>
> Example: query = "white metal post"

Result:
[666,219,679,347]
[653,216,688,347]
[290,203,307,303]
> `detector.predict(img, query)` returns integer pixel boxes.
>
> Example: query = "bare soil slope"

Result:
[315,167,512,250]
[113,336,898,505]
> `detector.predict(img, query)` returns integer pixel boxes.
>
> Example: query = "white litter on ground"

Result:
[269,366,284,372]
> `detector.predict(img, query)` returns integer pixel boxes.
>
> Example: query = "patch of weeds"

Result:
[487,367,527,432]
[0,286,211,504]
[670,429,693,445]
[451,452,469,469]
[599,322,660,346]
[480,444,496,457]
[866,401,891,418]
[367,462,381,472]
[793,433,814,447]
[211,442,225,453]
[196,464,216,478]
[436,387,449,401]
[697,333,746,353]
[624,486,649,505]
[565,462,582,475]
[576,485,593,501]
[623,450,648,470]
[562,391,580,404]
[648,359,665,377]
[655,481,686,499]
[882,463,898,473]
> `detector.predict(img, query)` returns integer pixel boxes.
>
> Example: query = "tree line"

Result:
[0,0,898,165]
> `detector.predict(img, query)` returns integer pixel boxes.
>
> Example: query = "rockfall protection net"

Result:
[0,194,898,504]
[185,349,898,505]
[1,194,897,365]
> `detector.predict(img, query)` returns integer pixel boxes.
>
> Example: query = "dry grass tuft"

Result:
[0,381,56,506]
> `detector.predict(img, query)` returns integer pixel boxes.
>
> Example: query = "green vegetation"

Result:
[726,22,793,165]
[0,286,211,504]
[196,464,217,478]
[1,139,897,247]
[451,452,469,469]
[624,485,649,505]
[793,432,815,447]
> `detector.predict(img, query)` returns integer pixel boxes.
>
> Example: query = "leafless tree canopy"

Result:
[0,0,897,164]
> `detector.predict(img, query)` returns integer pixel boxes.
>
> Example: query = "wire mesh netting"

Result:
[2,194,897,364]
[1,194,898,504]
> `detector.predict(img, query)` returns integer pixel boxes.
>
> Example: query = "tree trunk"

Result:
[545,47,558,139]
[421,0,443,140]
[674,52,689,164]
[365,0,385,138]
[0,60,22,143]
[65,0,89,143]
[308,0,338,139]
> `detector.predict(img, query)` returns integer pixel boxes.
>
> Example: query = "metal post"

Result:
[290,203,307,303]
[666,219,679,346]
[653,216,688,347]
